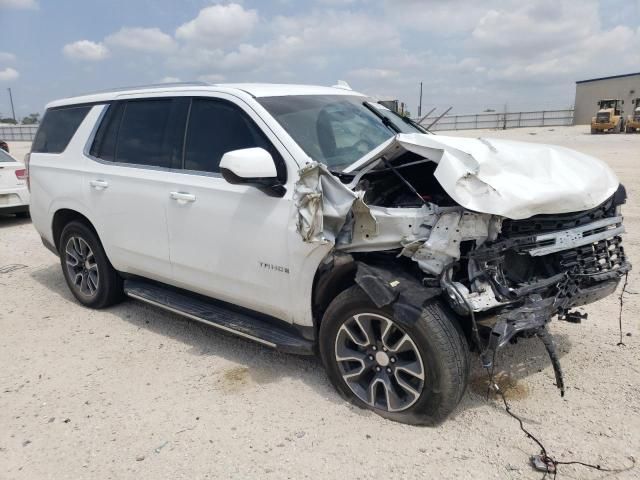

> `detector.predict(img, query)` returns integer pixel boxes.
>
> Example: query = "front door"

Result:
[166,96,295,321]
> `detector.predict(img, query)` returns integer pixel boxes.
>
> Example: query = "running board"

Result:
[124,279,314,355]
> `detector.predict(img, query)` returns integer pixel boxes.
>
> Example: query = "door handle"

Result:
[89,179,109,190]
[170,191,196,204]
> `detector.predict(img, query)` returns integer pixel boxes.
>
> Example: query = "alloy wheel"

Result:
[334,313,425,412]
[65,236,99,297]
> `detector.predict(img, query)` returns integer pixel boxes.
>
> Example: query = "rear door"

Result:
[84,98,188,282]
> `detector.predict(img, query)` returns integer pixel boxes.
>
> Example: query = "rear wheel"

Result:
[319,285,470,425]
[59,221,123,308]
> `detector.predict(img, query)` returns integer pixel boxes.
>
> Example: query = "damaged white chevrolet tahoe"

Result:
[29,83,630,424]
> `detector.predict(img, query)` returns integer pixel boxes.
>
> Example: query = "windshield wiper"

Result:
[362,102,401,134]
[397,114,427,133]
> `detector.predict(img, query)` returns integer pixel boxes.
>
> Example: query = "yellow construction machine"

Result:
[625,98,640,133]
[591,99,624,134]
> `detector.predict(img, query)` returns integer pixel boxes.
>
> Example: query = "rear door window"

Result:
[32,106,91,153]
[89,103,125,162]
[90,98,188,169]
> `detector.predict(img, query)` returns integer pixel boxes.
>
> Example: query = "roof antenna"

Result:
[333,80,352,90]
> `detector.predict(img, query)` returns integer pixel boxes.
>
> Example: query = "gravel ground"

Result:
[1,125,638,479]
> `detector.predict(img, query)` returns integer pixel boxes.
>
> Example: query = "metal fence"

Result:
[0,125,38,141]
[418,109,574,131]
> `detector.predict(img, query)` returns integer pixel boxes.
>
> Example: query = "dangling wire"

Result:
[617,272,629,346]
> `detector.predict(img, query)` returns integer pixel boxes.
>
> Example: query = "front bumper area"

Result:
[455,191,631,393]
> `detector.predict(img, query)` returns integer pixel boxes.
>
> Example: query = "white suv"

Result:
[29,83,630,424]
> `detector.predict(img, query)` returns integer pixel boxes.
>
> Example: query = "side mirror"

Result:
[220,147,285,197]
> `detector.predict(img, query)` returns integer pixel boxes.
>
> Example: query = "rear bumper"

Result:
[0,204,29,214]
[0,186,30,213]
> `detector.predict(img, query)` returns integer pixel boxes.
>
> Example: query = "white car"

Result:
[0,147,29,217]
[28,83,630,424]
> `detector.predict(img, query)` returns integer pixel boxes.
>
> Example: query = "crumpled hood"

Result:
[344,133,620,220]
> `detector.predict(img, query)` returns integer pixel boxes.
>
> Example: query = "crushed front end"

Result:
[296,133,631,395]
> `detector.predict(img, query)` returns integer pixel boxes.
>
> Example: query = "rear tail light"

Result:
[15,168,27,180]
[23,153,30,190]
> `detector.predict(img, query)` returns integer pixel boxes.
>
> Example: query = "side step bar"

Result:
[124,279,315,355]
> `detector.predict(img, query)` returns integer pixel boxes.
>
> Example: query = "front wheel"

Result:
[59,221,123,309]
[319,285,470,425]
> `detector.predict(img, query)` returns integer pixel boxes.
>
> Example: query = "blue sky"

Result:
[0,0,638,120]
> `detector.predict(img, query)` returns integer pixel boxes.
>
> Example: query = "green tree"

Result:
[22,113,40,125]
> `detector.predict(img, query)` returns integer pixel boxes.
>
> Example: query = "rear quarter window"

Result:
[0,149,16,162]
[32,106,91,154]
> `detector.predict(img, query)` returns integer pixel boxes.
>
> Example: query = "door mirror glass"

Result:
[220,147,285,197]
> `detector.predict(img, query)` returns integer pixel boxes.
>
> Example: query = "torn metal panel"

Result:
[294,162,357,243]
[409,211,493,275]
[343,133,620,220]
[339,204,436,252]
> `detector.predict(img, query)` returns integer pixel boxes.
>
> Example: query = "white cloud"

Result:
[175,3,258,47]
[106,27,177,53]
[0,0,37,9]
[62,40,110,61]
[271,10,399,51]
[383,0,519,34]
[0,67,19,81]
[470,1,599,57]
[0,52,16,62]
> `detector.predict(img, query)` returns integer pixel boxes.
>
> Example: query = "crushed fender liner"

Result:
[354,262,440,324]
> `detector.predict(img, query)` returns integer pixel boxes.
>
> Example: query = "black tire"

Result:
[319,285,470,425]
[59,221,123,309]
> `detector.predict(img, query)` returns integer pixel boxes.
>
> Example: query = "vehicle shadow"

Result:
[29,263,334,398]
[0,213,31,227]
[453,333,573,422]
[30,262,573,423]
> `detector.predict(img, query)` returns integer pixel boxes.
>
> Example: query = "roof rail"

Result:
[76,81,213,96]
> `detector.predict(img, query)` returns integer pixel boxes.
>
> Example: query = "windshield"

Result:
[258,95,422,170]
[0,149,15,162]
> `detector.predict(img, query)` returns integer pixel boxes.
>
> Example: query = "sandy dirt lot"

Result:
[1,125,638,479]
